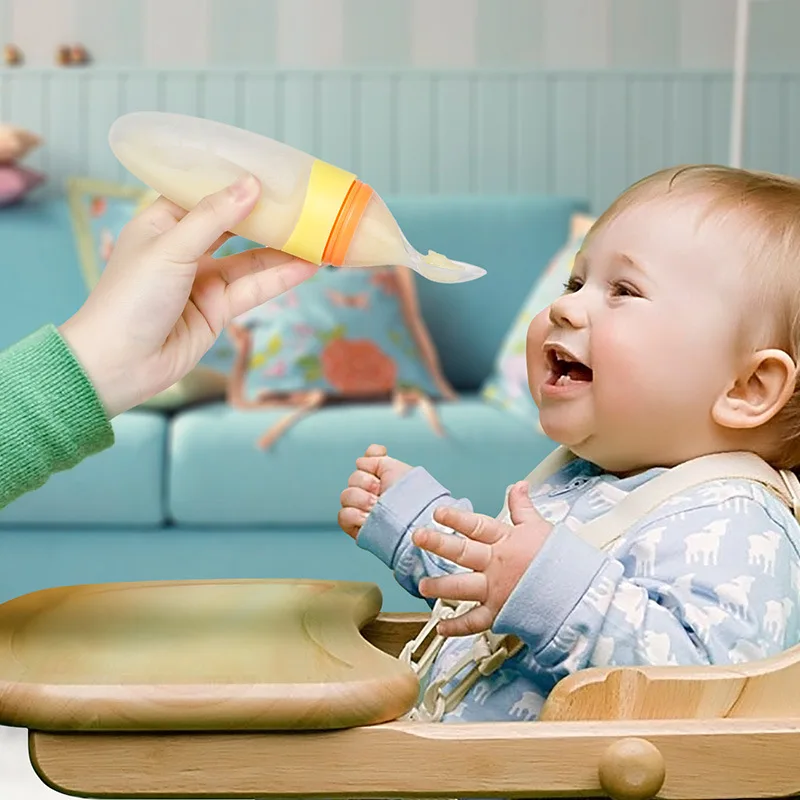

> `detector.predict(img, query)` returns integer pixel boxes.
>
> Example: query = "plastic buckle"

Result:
[477,645,510,677]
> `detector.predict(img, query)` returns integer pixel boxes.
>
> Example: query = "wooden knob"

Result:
[598,737,665,800]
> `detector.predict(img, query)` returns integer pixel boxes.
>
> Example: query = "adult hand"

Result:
[60,175,318,417]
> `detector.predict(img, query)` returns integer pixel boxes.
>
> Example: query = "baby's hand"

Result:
[338,444,413,539]
[413,481,552,636]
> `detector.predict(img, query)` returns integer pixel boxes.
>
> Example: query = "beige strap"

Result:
[577,451,800,552]
[500,445,800,552]
[496,445,576,521]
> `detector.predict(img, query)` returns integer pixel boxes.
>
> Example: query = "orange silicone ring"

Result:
[322,179,375,266]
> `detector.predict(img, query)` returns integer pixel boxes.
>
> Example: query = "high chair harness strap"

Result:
[400,447,800,722]
[501,446,800,550]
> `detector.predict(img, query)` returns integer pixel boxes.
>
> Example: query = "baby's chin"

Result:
[537,413,592,450]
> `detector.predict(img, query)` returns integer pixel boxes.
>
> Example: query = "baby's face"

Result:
[526,195,751,472]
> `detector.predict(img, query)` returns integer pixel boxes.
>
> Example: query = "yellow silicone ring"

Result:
[282,159,357,264]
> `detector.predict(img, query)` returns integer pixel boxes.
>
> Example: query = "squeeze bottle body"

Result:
[108,112,485,283]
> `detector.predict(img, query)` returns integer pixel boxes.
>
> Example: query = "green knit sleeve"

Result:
[0,324,115,510]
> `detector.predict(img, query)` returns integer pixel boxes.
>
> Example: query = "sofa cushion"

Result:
[168,398,558,527]
[386,194,589,391]
[0,411,166,526]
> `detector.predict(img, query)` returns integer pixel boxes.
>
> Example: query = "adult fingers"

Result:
[117,195,188,246]
[219,248,318,320]
[157,175,261,264]
[207,230,236,255]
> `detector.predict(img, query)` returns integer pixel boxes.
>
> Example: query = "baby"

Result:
[338,164,800,723]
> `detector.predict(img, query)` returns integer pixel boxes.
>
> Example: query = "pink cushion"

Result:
[0,164,45,206]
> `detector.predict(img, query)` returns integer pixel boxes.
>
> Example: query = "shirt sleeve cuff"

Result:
[11,324,114,455]
[493,523,609,654]
[0,325,115,508]
[356,466,452,567]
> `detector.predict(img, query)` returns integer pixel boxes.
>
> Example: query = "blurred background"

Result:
[0,5,796,796]
[0,0,795,615]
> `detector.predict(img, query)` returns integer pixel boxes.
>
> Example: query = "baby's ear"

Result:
[712,349,797,430]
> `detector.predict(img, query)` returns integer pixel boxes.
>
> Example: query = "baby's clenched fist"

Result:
[338,444,413,539]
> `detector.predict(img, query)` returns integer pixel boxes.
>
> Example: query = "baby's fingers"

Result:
[412,527,492,571]
[436,603,496,637]
[419,572,486,605]
[355,455,382,476]
[337,507,368,540]
[348,469,380,494]
[356,443,388,475]
[433,506,505,545]
[340,486,378,513]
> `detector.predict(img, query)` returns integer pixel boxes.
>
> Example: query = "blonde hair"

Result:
[587,164,800,469]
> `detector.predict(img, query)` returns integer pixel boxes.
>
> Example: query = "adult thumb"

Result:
[162,174,261,262]
[508,481,539,526]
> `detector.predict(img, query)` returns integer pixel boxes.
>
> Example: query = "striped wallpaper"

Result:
[5,67,800,214]
[0,0,798,72]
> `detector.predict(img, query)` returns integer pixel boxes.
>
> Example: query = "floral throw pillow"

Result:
[220,238,456,448]
[481,213,595,419]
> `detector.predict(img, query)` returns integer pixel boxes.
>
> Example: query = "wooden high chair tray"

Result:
[0,578,419,731]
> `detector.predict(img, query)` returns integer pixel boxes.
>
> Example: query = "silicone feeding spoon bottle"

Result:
[108,111,486,284]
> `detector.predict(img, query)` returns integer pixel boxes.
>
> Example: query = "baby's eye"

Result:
[563,276,583,294]
[610,280,639,298]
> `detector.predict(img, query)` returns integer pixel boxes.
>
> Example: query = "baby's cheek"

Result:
[525,311,550,399]
[592,327,656,412]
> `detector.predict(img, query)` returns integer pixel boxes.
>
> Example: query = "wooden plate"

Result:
[0,578,419,731]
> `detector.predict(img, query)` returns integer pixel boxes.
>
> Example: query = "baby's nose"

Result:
[549,293,588,329]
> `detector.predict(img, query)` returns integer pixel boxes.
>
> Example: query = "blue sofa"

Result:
[0,193,586,611]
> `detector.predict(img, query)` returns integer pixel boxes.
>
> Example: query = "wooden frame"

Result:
[29,717,800,800]
[17,612,800,800]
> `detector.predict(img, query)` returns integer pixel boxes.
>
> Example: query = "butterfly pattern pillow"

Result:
[212,237,456,447]
[222,254,454,403]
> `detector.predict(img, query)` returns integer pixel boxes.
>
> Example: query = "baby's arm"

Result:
[492,483,800,677]
[357,465,476,604]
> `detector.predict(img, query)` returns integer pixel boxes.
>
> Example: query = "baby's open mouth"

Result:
[546,347,593,386]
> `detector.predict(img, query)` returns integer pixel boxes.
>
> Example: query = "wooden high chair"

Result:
[1,577,800,800]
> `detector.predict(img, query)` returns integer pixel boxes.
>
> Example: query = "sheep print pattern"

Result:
[355,455,800,723]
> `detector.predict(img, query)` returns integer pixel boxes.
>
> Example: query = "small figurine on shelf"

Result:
[55,44,91,66]
[70,43,90,65]
[3,44,22,66]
